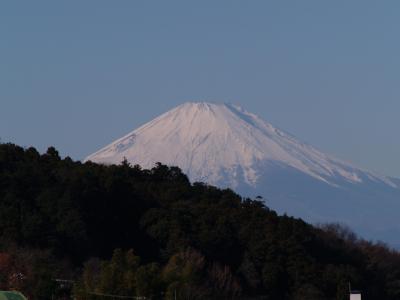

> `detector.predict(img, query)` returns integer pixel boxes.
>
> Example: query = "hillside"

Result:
[0,143,400,299]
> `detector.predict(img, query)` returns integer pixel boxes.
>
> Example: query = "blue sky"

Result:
[1,1,399,177]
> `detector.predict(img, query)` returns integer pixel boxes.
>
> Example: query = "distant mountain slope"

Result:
[86,102,400,246]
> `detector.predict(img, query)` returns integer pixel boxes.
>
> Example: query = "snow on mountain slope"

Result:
[85,102,397,190]
[85,102,400,246]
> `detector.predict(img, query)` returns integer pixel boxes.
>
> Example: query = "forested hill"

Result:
[0,143,400,300]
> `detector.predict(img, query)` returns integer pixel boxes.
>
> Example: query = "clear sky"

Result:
[1,1,399,177]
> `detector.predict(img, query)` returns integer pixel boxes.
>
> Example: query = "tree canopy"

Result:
[0,143,399,299]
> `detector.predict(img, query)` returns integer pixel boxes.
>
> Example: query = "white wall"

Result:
[350,293,361,300]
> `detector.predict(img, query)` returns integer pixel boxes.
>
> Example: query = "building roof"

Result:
[0,291,27,300]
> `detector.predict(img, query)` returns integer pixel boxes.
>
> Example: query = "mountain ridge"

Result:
[85,102,400,245]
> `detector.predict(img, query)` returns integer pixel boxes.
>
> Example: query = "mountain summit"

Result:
[86,102,400,245]
[85,102,395,188]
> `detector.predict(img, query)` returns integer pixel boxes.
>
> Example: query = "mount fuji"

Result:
[85,102,400,246]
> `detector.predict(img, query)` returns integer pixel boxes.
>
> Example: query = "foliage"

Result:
[0,143,400,299]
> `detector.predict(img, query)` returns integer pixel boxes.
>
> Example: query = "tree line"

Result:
[0,143,399,299]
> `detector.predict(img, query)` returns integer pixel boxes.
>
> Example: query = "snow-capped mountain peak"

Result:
[85,102,396,189]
